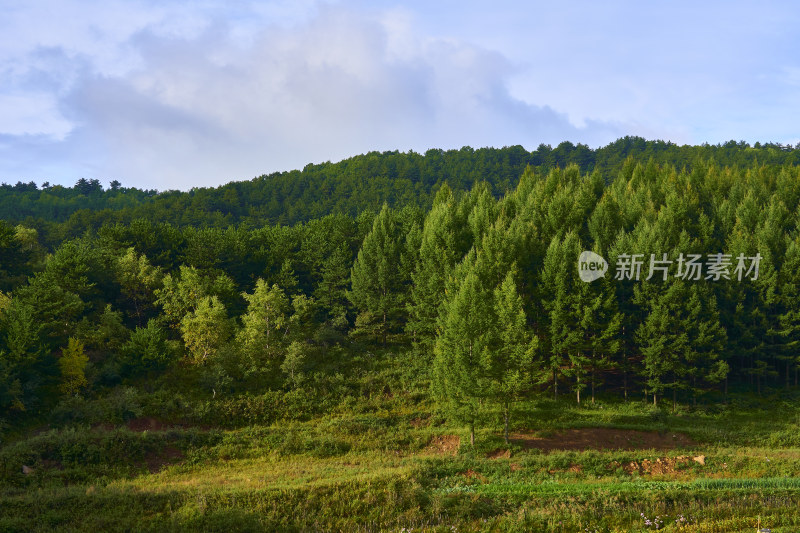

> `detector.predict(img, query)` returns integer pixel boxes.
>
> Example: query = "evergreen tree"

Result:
[540,232,582,400]
[407,185,460,349]
[484,271,538,443]
[576,271,622,404]
[432,268,492,446]
[636,281,727,410]
[122,318,172,372]
[349,204,407,344]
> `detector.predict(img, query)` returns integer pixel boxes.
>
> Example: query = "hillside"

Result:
[2,137,799,245]
[3,141,800,531]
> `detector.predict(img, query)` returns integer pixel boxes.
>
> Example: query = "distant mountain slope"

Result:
[2,137,799,231]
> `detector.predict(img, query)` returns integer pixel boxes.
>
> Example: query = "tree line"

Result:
[3,137,800,248]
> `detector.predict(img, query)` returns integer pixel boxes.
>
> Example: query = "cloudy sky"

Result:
[1,1,798,190]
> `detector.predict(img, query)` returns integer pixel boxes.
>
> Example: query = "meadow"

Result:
[3,351,800,532]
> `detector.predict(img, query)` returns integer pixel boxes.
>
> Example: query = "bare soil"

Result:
[126,417,176,432]
[144,446,184,473]
[423,434,460,456]
[510,427,695,452]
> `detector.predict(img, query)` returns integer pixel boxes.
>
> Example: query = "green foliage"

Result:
[180,296,231,363]
[484,271,538,442]
[122,318,173,372]
[237,279,290,368]
[58,338,89,397]
[348,204,412,344]
[155,265,236,330]
[114,247,163,326]
[432,266,492,445]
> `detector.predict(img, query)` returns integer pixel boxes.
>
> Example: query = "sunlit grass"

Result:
[119,452,414,491]
[5,391,800,531]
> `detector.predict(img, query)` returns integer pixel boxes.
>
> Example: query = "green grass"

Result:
[4,367,800,532]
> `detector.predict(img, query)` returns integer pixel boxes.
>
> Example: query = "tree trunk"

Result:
[653,392,657,407]
[470,421,475,447]
[787,360,791,389]
[623,366,628,401]
[503,404,509,445]
[672,385,676,413]
[382,310,387,346]
[576,373,581,405]
[553,368,558,401]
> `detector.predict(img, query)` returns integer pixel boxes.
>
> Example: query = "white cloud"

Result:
[5,1,797,190]
[1,2,626,189]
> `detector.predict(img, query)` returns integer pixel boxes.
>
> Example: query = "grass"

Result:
[4,359,800,531]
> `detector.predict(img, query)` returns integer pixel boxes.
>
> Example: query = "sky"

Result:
[1,1,798,191]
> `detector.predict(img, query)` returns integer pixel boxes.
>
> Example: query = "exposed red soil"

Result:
[423,434,460,456]
[126,417,175,432]
[144,445,184,473]
[608,454,705,475]
[460,468,488,482]
[510,428,695,452]
[486,448,511,459]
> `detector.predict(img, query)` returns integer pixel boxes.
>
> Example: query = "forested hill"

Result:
[2,137,800,235]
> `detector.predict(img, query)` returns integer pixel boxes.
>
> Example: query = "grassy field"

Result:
[3,353,800,532]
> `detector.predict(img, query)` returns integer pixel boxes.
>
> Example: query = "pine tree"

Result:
[314,241,352,329]
[540,231,582,400]
[432,267,492,446]
[636,281,727,410]
[407,186,460,349]
[576,271,622,404]
[483,271,538,443]
[349,204,407,345]
[776,235,800,387]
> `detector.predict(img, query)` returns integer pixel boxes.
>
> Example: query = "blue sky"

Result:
[1,0,798,190]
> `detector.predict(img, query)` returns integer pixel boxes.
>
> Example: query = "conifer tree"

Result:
[432,268,492,446]
[483,270,538,443]
[540,231,582,400]
[349,204,407,344]
[407,185,460,349]
[776,235,800,387]
[576,271,622,404]
[636,281,727,410]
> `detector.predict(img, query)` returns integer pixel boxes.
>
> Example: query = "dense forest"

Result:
[2,137,800,443]
[3,136,800,248]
